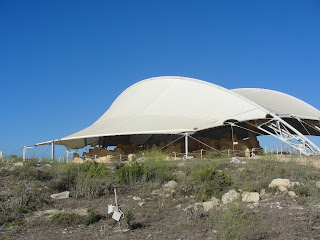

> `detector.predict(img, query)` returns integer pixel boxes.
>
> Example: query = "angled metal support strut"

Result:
[249,114,320,156]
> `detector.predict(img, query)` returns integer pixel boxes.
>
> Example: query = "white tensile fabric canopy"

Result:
[35,76,320,153]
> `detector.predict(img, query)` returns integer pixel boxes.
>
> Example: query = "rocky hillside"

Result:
[0,153,319,240]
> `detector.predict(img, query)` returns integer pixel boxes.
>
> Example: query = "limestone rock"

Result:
[202,201,215,212]
[13,162,24,167]
[268,178,291,188]
[211,196,220,206]
[128,154,136,162]
[176,204,182,209]
[95,155,113,163]
[288,191,296,197]
[278,186,288,192]
[133,196,142,201]
[163,180,178,190]
[72,157,84,163]
[241,192,259,203]
[245,148,250,158]
[50,191,70,199]
[222,190,240,204]
[203,197,220,212]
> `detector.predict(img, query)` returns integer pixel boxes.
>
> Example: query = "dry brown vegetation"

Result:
[0,152,319,240]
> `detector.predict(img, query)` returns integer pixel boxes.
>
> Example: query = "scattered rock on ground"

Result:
[316,181,320,188]
[176,204,182,209]
[241,192,260,203]
[50,191,70,199]
[133,196,142,201]
[203,197,220,212]
[278,186,288,192]
[268,178,291,188]
[222,190,240,204]
[13,162,24,167]
[288,191,296,197]
[128,154,136,162]
[163,180,178,190]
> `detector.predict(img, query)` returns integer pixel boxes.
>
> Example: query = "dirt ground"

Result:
[0,156,320,240]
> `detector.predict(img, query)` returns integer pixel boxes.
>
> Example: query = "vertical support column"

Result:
[185,133,189,158]
[51,141,55,160]
[230,124,236,157]
[23,146,26,161]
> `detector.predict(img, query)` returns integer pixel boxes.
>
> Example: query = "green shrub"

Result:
[116,160,173,184]
[295,186,311,196]
[143,150,168,161]
[191,167,231,199]
[11,165,52,181]
[73,176,108,199]
[2,221,24,228]
[213,203,254,240]
[78,161,107,178]
[50,212,84,226]
[83,208,104,226]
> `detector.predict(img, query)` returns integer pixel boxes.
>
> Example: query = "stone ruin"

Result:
[72,129,262,163]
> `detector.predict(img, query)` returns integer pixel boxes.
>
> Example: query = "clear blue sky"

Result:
[1,0,319,158]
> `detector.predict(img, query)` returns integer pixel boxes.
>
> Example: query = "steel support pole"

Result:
[185,133,189,158]
[23,146,26,161]
[51,142,55,160]
[230,124,236,157]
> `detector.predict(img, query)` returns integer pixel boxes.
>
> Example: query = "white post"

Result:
[23,146,26,161]
[51,142,55,160]
[230,124,235,157]
[200,149,203,160]
[185,133,189,158]
[173,152,177,160]
[280,146,283,155]
[265,146,267,154]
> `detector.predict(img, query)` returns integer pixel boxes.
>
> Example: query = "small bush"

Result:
[83,208,104,226]
[50,212,84,226]
[295,186,311,196]
[78,161,108,178]
[116,160,173,184]
[73,176,108,199]
[191,167,231,199]
[213,203,254,240]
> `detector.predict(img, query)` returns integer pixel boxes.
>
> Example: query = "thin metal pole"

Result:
[173,152,177,160]
[51,142,55,160]
[23,146,26,161]
[230,124,235,157]
[185,133,188,158]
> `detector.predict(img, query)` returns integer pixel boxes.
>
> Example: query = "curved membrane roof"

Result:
[35,76,320,151]
[233,88,320,120]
